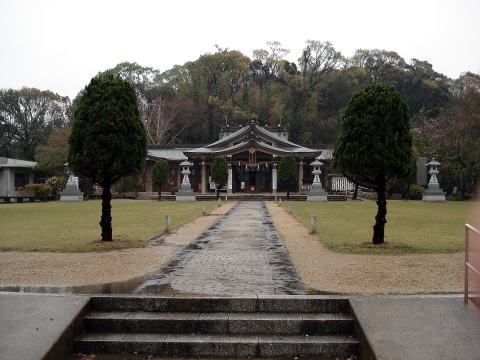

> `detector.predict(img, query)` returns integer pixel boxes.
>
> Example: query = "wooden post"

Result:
[165,214,171,233]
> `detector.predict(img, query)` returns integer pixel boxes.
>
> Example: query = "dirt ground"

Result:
[0,202,236,287]
[265,201,463,295]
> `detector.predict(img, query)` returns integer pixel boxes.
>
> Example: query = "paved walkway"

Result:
[135,201,304,296]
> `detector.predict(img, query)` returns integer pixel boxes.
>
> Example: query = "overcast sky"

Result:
[1,0,479,100]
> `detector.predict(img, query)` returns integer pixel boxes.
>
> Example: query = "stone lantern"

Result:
[175,160,196,202]
[422,158,446,202]
[60,168,83,202]
[307,156,327,201]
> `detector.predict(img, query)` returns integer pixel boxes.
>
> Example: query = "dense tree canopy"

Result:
[68,73,147,241]
[334,84,413,244]
[2,40,479,197]
[0,88,70,160]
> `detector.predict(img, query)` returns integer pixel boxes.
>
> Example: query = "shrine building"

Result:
[141,119,346,195]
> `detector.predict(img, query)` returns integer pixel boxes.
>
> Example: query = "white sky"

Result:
[1,0,479,100]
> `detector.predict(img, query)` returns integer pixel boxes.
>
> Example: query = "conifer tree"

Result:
[68,73,147,241]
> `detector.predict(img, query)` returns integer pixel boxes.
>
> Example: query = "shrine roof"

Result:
[147,149,188,161]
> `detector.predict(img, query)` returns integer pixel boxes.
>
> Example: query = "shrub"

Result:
[45,176,67,195]
[170,187,178,195]
[408,184,425,200]
[24,184,52,197]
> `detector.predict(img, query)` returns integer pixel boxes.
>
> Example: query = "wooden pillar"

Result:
[227,163,233,193]
[201,161,207,193]
[298,160,304,192]
[176,165,181,188]
[272,164,277,193]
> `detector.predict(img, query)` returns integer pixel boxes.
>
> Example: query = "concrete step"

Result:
[75,332,359,358]
[90,296,349,314]
[84,311,354,335]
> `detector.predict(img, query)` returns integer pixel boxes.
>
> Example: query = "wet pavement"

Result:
[135,201,304,296]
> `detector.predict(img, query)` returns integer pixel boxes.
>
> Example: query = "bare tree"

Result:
[299,40,345,91]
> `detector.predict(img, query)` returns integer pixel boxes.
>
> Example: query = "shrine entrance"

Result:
[232,164,272,193]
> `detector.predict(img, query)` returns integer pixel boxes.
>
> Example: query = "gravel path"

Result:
[0,202,236,287]
[265,201,463,295]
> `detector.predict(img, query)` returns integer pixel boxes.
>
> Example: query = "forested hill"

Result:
[1,41,479,194]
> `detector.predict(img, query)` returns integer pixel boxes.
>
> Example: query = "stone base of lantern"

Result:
[60,194,84,202]
[175,193,196,202]
[307,193,328,202]
[175,186,196,202]
[307,182,328,201]
[422,191,446,202]
[422,183,446,202]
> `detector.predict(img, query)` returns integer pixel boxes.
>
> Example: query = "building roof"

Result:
[318,150,333,160]
[147,149,188,161]
[186,120,322,158]
[0,157,37,168]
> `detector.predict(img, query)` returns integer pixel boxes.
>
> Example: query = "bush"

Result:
[170,187,178,195]
[408,184,425,200]
[45,176,67,195]
[23,184,52,197]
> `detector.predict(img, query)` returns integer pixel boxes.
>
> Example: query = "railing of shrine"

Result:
[331,176,354,191]
[465,223,480,305]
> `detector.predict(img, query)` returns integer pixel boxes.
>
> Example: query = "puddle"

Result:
[0,274,150,295]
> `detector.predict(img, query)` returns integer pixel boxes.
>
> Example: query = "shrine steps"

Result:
[74,296,360,359]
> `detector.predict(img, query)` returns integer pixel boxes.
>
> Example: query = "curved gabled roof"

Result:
[204,126,250,148]
[185,121,322,158]
[186,138,321,157]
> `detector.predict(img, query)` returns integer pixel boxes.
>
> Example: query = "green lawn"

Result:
[283,200,473,254]
[0,200,217,252]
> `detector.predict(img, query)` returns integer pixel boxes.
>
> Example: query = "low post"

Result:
[202,204,207,216]
[279,198,282,206]
[275,194,278,202]
[218,199,222,207]
[165,214,171,233]
[310,215,317,233]
[288,203,292,214]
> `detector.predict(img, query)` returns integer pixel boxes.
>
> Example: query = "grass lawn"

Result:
[283,200,473,254]
[0,200,217,252]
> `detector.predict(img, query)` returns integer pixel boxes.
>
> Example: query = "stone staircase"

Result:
[75,296,359,359]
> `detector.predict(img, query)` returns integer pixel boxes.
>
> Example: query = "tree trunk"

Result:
[287,183,290,200]
[100,183,113,242]
[158,186,161,201]
[352,184,359,200]
[216,186,220,200]
[372,180,387,245]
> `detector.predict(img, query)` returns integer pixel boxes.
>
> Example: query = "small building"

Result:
[143,120,335,194]
[0,157,37,196]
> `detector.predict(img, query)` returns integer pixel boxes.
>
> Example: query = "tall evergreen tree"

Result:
[211,156,228,200]
[334,84,413,244]
[152,159,169,201]
[68,73,147,241]
[278,155,298,200]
